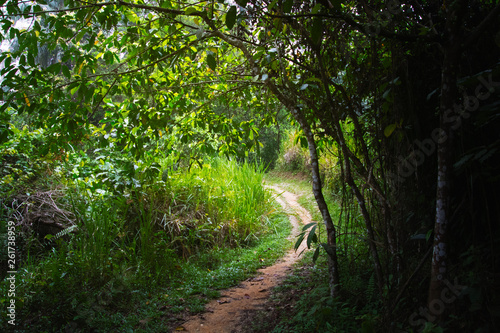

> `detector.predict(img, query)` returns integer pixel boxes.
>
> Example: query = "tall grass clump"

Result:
[155,157,273,252]
[68,186,127,280]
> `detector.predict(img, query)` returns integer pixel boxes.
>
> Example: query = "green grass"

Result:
[0,212,292,332]
[0,158,294,332]
[242,252,369,333]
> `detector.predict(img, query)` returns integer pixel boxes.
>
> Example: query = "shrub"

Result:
[275,129,310,173]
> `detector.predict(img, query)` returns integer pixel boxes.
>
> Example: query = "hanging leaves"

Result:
[310,18,323,45]
[226,6,237,30]
[23,94,31,107]
[206,53,216,71]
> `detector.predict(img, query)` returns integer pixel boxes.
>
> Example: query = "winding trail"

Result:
[179,185,312,333]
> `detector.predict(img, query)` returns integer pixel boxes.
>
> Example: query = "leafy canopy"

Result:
[0,0,280,159]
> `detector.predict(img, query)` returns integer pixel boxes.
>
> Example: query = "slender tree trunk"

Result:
[428,55,456,321]
[291,107,341,297]
[209,29,341,297]
[294,116,342,297]
[347,174,385,294]
[266,83,340,297]
[428,1,463,315]
[315,49,385,294]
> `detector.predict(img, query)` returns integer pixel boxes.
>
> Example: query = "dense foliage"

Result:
[1,0,499,331]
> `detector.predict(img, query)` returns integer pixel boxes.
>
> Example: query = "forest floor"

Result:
[177,183,312,333]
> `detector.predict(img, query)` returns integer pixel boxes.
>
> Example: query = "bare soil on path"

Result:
[178,185,311,333]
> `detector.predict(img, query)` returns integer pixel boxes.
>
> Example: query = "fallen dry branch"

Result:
[4,190,76,236]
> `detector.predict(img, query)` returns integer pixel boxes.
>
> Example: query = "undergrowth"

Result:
[242,250,382,333]
[0,156,292,332]
[252,172,379,333]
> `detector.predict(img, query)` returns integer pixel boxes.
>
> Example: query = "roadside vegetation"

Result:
[261,170,378,333]
[256,130,487,333]
[0,126,292,331]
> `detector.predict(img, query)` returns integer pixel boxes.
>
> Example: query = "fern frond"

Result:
[53,225,78,240]
[366,273,376,302]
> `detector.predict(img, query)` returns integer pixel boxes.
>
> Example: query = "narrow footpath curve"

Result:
[179,185,312,333]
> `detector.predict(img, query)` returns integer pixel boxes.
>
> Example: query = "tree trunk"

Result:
[428,2,463,317]
[315,49,385,294]
[267,83,341,297]
[209,28,341,297]
[291,107,341,297]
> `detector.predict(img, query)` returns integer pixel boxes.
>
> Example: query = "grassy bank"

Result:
[0,158,292,332]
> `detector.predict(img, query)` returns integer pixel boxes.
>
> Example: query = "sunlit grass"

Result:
[1,157,294,332]
[165,158,272,246]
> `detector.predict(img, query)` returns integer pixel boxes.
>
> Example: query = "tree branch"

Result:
[266,11,440,42]
[463,2,500,48]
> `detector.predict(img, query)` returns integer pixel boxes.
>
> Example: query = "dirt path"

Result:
[179,185,312,333]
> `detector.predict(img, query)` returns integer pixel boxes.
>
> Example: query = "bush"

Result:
[275,129,310,173]
[0,125,49,198]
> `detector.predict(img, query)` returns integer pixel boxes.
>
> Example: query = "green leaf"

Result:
[185,7,197,15]
[207,54,216,71]
[27,54,35,67]
[301,222,316,231]
[1,55,9,66]
[46,62,61,75]
[75,29,86,43]
[160,0,172,9]
[294,232,305,251]
[62,65,71,79]
[283,0,293,13]
[312,246,320,263]
[382,88,392,100]
[104,52,114,65]
[384,123,397,137]
[306,224,317,248]
[299,136,308,149]
[268,0,278,11]
[310,18,323,45]
[226,6,237,30]
[426,229,433,242]
[311,4,322,14]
